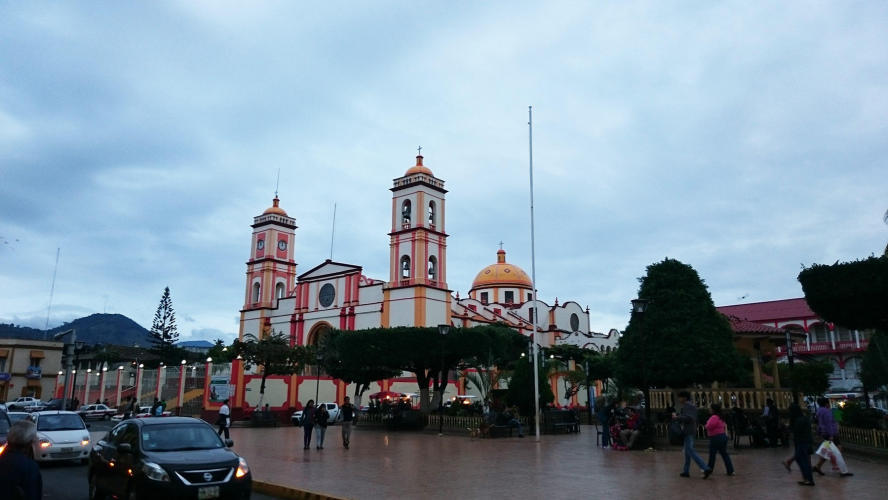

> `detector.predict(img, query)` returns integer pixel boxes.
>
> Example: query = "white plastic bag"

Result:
[815,440,849,474]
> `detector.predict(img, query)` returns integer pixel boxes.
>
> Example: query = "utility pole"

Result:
[53,329,75,410]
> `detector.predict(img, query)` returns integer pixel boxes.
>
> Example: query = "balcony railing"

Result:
[776,339,868,355]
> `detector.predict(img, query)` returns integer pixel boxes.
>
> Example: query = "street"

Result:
[37,419,283,500]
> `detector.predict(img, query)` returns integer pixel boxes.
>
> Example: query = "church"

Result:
[233,153,617,409]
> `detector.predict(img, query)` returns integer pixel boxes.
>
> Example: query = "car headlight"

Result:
[142,461,170,482]
[39,438,52,449]
[0,443,6,455]
[235,457,249,479]
[81,436,90,446]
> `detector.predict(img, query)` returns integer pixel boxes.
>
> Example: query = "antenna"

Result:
[329,202,337,260]
[45,247,60,331]
[274,168,281,198]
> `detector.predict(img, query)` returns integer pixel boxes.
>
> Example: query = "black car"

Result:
[0,410,11,452]
[88,417,251,500]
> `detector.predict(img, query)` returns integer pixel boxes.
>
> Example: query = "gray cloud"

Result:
[1,1,886,340]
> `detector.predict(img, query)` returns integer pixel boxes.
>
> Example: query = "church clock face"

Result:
[256,239,264,250]
[319,283,335,307]
[278,239,287,251]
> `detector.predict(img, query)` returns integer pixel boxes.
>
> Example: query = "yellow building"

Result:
[0,338,63,401]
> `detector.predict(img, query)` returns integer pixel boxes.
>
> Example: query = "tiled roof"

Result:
[723,315,786,335]
[716,298,817,322]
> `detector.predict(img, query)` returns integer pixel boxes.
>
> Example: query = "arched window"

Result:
[252,282,261,303]
[809,323,829,343]
[428,200,436,226]
[275,282,285,299]
[428,255,437,281]
[835,327,853,342]
[400,255,411,279]
[401,200,412,226]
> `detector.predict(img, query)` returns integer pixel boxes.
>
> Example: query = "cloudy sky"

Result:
[1,1,886,341]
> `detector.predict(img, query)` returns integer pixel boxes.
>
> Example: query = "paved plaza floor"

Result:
[230,424,886,500]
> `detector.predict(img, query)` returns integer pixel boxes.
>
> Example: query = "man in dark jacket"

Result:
[790,403,815,486]
[674,391,712,479]
[0,420,42,500]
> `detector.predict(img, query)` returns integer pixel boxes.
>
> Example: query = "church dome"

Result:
[471,249,533,291]
[263,196,288,216]
[405,155,434,176]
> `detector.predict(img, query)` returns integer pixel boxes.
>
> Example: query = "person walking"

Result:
[789,403,815,486]
[763,398,780,447]
[0,420,43,500]
[217,398,231,439]
[813,397,853,477]
[123,396,135,420]
[314,403,329,450]
[674,391,712,479]
[341,396,355,449]
[705,404,735,476]
[302,400,316,450]
[595,397,610,448]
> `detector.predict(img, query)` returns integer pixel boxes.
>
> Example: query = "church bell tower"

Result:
[383,152,451,327]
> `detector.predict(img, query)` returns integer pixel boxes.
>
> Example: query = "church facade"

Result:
[232,154,617,411]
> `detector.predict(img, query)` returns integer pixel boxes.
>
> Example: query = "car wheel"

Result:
[89,473,105,500]
[104,414,111,420]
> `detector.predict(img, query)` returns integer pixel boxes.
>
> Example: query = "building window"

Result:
[836,327,853,342]
[527,292,532,302]
[570,313,580,332]
[428,201,436,226]
[0,357,6,372]
[528,308,534,323]
[810,323,829,343]
[428,256,437,281]
[275,283,285,299]
[504,291,514,304]
[401,200,412,226]
[480,292,488,304]
[400,255,411,279]
[30,357,41,368]
[252,282,261,303]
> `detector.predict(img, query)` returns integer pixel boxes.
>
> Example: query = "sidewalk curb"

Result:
[253,479,351,500]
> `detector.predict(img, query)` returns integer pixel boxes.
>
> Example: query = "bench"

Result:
[545,410,580,434]
[489,425,516,438]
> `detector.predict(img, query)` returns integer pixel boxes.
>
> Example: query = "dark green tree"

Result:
[777,360,832,398]
[149,287,179,362]
[506,357,554,415]
[798,256,888,332]
[615,258,742,422]
[319,329,402,407]
[235,330,305,408]
[861,329,888,393]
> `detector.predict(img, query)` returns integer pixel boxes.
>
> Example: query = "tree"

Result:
[777,360,832,398]
[861,329,888,393]
[206,338,237,363]
[506,357,554,415]
[149,287,179,362]
[798,256,888,332]
[234,330,305,408]
[615,258,742,422]
[319,329,402,407]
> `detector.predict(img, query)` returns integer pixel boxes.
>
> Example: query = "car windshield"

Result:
[37,414,85,431]
[141,423,225,452]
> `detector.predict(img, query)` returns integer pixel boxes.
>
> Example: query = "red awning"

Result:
[368,391,404,400]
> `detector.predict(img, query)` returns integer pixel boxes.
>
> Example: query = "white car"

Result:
[8,397,46,412]
[31,411,92,463]
[291,402,342,426]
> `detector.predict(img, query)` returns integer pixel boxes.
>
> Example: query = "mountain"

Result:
[0,313,154,347]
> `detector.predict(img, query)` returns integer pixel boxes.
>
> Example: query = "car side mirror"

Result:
[118,443,133,454]
[224,439,234,448]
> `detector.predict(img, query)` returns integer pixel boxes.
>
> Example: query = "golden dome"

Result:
[470,249,533,291]
[405,155,434,176]
[263,196,288,216]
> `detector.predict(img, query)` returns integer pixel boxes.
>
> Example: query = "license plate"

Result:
[198,486,220,499]
[61,447,74,453]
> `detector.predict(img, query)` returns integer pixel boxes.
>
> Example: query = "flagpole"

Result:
[528,105,541,441]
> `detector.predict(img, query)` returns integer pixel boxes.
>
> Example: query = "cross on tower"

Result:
[498,241,504,250]
[417,145,422,156]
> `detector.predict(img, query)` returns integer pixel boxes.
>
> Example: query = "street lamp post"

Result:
[314,352,324,404]
[438,324,451,436]
[784,330,799,404]
[630,298,653,449]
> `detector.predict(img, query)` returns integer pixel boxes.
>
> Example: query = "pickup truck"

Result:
[291,402,342,426]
